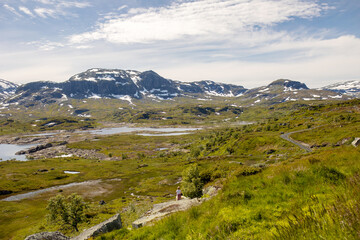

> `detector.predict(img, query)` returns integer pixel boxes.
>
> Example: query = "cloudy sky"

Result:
[0,0,359,88]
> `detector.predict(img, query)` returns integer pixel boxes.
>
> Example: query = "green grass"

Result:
[0,99,359,239]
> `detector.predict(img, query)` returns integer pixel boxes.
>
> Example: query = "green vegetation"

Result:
[47,193,88,232]
[181,164,203,199]
[0,99,359,239]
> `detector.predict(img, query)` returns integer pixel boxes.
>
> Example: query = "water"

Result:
[1,180,102,201]
[1,178,122,201]
[83,127,200,135]
[64,170,80,174]
[0,144,37,162]
[138,132,191,136]
[26,127,201,137]
[25,132,56,137]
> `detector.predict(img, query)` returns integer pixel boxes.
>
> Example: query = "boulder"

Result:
[352,137,360,147]
[0,190,13,195]
[72,214,122,240]
[25,231,69,240]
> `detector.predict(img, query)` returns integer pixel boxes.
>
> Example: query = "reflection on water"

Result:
[0,144,37,162]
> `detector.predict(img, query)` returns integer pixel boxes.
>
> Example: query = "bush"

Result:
[47,193,88,232]
[181,164,203,198]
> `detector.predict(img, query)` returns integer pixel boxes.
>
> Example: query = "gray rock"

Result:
[25,231,69,240]
[352,137,360,147]
[72,214,122,240]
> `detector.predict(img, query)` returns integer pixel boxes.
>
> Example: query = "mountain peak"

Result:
[0,79,18,99]
[0,79,18,90]
[268,79,308,90]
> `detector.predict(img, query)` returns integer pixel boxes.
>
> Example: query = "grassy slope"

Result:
[98,99,360,239]
[0,99,359,239]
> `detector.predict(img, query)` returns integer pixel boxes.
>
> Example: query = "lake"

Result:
[0,144,37,162]
[83,126,201,135]
[0,127,201,162]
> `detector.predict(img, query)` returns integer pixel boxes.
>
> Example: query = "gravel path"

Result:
[280,129,314,152]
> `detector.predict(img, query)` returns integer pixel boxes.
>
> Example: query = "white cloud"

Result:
[35,0,54,4]
[1,0,359,90]
[4,4,22,17]
[19,6,35,17]
[69,0,327,44]
[34,7,56,18]
[57,1,91,8]
[5,0,91,19]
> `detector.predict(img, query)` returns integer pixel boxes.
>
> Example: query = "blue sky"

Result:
[0,0,359,88]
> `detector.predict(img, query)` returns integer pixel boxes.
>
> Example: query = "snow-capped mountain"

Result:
[241,79,347,105]
[11,68,246,105]
[321,80,360,97]
[0,79,18,99]
[0,69,358,107]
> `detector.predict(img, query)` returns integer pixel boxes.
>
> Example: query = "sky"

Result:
[0,0,359,88]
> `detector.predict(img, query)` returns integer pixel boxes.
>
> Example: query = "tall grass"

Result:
[273,173,360,239]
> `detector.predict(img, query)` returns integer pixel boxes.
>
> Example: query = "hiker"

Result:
[176,186,182,200]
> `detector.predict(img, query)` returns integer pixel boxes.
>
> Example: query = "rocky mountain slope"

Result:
[12,69,245,103]
[0,69,358,106]
[242,79,348,105]
[321,80,360,97]
[0,79,18,99]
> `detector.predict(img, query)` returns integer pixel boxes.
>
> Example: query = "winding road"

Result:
[280,129,313,152]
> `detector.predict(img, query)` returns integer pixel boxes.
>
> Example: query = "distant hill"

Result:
[8,69,246,106]
[0,69,358,106]
[241,79,349,105]
[321,80,360,97]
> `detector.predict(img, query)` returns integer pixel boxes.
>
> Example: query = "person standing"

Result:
[176,186,182,200]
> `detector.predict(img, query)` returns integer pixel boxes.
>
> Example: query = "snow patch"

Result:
[205,91,234,97]
[97,75,115,81]
[258,88,269,93]
[329,95,343,99]
[89,94,102,99]
[112,95,135,105]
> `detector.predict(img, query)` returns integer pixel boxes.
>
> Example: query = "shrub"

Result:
[315,166,346,184]
[181,164,203,198]
[47,193,88,232]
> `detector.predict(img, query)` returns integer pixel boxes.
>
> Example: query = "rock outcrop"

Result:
[25,231,69,240]
[352,137,360,147]
[132,198,203,229]
[132,186,220,229]
[72,213,122,240]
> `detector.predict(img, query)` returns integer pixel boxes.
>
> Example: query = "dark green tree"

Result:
[47,193,88,232]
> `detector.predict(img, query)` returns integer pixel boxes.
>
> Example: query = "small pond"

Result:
[64,170,80,174]
[0,144,37,162]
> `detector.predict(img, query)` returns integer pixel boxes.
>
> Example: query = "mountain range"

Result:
[0,68,359,106]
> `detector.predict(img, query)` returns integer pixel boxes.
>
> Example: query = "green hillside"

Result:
[0,99,359,239]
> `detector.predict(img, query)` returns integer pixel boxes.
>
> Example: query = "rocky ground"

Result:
[132,186,220,228]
